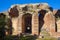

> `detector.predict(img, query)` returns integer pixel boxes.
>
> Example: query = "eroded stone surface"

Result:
[2,3,60,37]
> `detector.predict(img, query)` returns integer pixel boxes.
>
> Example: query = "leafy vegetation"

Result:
[0,13,6,40]
[4,35,37,40]
[0,13,13,40]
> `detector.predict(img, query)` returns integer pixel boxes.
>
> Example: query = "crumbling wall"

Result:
[8,3,60,37]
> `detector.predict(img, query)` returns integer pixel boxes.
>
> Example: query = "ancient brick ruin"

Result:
[1,3,60,37]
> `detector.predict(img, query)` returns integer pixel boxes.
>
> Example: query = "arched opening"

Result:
[38,10,47,34]
[22,13,32,34]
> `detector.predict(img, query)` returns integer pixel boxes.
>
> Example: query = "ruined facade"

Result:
[3,3,60,37]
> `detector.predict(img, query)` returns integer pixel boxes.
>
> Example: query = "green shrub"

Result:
[4,35,19,40]
[19,35,36,40]
[4,35,37,40]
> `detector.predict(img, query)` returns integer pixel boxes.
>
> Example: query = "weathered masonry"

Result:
[5,3,60,37]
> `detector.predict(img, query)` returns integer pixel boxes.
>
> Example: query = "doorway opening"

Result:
[22,13,32,34]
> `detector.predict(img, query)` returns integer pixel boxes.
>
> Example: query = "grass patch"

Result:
[37,37,57,40]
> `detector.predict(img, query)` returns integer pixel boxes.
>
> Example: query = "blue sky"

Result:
[0,0,60,12]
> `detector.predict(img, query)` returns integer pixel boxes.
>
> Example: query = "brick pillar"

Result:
[43,11,55,35]
[12,18,18,35]
[32,13,39,35]
[17,14,23,34]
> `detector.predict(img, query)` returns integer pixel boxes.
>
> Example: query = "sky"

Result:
[0,0,60,12]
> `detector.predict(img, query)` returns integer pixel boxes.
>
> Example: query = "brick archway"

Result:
[22,13,32,34]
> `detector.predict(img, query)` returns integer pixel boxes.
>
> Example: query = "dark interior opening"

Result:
[23,13,32,34]
[38,10,47,34]
[55,23,57,32]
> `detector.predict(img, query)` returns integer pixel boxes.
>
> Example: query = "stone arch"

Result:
[22,13,32,34]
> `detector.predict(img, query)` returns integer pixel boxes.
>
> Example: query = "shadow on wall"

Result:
[9,5,19,17]
[55,9,60,32]
[55,10,60,18]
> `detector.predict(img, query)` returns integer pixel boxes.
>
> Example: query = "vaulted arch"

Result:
[22,13,32,34]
